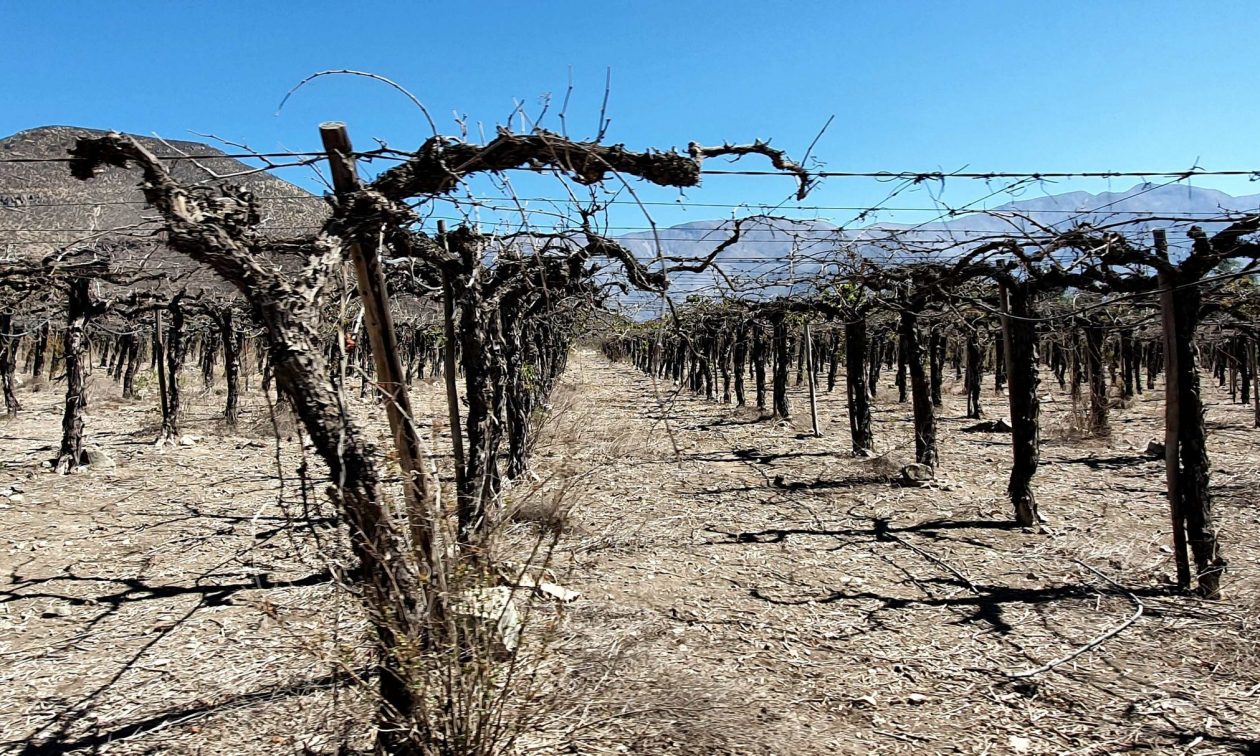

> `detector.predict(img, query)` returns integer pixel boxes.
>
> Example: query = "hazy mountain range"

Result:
[615,183,1260,302]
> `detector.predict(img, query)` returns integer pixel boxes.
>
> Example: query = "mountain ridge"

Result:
[614,183,1260,298]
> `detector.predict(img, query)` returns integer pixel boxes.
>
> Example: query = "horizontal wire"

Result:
[0,229,1213,245]
[701,168,1260,179]
[3,152,1258,180]
[5,194,1257,217]
[0,151,328,163]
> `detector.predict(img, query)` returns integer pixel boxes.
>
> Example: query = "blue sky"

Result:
[3,1,1259,230]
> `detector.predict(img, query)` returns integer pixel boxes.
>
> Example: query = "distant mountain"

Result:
[0,126,328,289]
[871,183,1260,248]
[616,183,1260,301]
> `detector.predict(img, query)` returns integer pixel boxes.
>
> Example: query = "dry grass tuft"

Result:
[507,488,575,535]
[244,398,301,438]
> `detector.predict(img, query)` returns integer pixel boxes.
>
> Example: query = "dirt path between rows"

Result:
[544,351,1260,754]
[1,349,1257,754]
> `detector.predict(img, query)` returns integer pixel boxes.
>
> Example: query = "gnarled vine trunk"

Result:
[928,327,945,407]
[1165,272,1226,598]
[56,279,93,473]
[844,316,873,454]
[122,332,141,400]
[30,323,48,383]
[1003,285,1040,526]
[752,325,767,411]
[218,309,242,426]
[158,302,188,444]
[771,316,790,419]
[0,313,19,417]
[965,331,983,419]
[1085,320,1108,434]
[901,308,937,467]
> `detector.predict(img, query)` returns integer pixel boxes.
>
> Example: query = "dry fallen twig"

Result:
[1004,559,1144,679]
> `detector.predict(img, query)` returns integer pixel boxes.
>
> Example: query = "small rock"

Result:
[452,586,521,659]
[900,463,934,486]
[83,448,117,470]
[1009,735,1031,753]
[8,494,26,505]
[906,693,928,705]
[534,580,581,603]
[509,573,581,603]
[852,694,878,708]
[179,435,197,447]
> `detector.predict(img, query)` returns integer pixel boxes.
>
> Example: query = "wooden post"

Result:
[1156,229,1192,590]
[999,282,1015,392]
[1252,339,1260,428]
[154,310,169,434]
[437,220,467,496]
[804,321,821,437]
[320,122,441,570]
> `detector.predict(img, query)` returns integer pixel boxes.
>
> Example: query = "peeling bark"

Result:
[771,316,790,419]
[0,313,19,417]
[901,308,937,467]
[965,331,983,419]
[1085,321,1109,434]
[1003,285,1040,526]
[752,324,767,411]
[733,324,748,407]
[218,309,242,426]
[56,279,95,473]
[844,316,873,454]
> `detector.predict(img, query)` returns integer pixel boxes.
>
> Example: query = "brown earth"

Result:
[2,350,1258,755]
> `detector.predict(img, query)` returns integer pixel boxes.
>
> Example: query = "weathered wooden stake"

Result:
[154,310,169,437]
[804,321,821,437]
[320,122,442,571]
[1156,230,1192,590]
[437,220,467,496]
[999,283,1015,390]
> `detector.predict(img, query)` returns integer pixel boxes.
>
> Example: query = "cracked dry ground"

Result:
[544,353,1260,755]
[2,349,1259,755]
